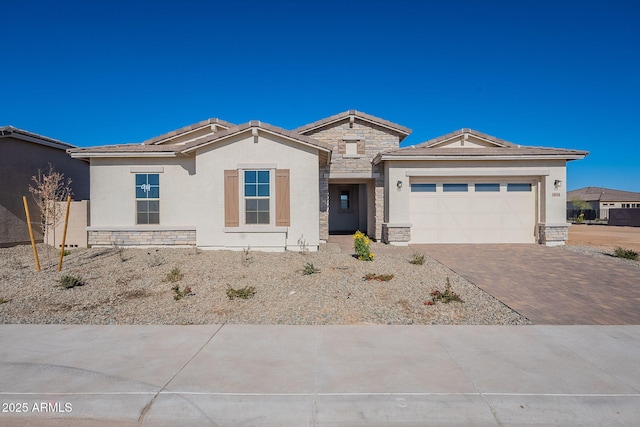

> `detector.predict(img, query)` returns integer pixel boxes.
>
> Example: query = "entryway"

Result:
[328,183,370,235]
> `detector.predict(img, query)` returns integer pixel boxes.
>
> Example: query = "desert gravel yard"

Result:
[0,243,529,325]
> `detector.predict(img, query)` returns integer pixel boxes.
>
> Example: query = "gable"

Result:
[143,118,236,146]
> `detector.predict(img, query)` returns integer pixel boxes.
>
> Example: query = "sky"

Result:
[2,0,639,192]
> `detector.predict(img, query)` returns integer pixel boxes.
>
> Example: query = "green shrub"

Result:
[353,230,374,261]
[429,277,463,304]
[57,275,84,289]
[302,262,320,275]
[409,253,425,265]
[61,249,71,256]
[172,284,192,300]
[226,285,256,300]
[0,297,10,304]
[165,267,184,283]
[614,247,639,261]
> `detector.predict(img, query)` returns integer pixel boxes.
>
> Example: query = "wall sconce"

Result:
[397,180,403,189]
[554,179,563,188]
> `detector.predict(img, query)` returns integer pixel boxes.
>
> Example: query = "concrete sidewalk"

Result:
[1,325,640,426]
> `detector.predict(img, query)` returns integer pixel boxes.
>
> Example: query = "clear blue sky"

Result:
[2,0,639,191]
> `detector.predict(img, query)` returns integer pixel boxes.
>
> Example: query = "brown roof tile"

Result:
[294,110,412,138]
[568,187,640,202]
[143,118,236,145]
[1,125,76,149]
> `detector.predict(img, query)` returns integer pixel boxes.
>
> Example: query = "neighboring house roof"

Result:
[0,125,77,150]
[374,128,589,163]
[294,110,412,140]
[568,187,640,203]
[68,120,332,163]
[143,118,236,145]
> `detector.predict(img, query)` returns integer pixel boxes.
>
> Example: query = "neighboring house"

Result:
[567,187,640,220]
[68,111,587,250]
[0,126,89,247]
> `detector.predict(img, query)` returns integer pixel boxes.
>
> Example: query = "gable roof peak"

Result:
[294,109,412,140]
[421,128,517,148]
[143,117,236,145]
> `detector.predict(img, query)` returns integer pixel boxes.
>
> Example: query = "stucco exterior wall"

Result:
[88,157,197,230]
[0,137,89,247]
[195,132,321,251]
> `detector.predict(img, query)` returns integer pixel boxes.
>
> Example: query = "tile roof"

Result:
[294,110,412,138]
[143,118,236,145]
[567,187,640,202]
[0,125,76,149]
[181,120,332,153]
[374,128,589,162]
[68,121,332,158]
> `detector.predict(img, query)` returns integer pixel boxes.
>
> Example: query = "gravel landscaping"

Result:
[0,243,530,325]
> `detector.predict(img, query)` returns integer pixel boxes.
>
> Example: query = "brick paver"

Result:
[412,244,640,325]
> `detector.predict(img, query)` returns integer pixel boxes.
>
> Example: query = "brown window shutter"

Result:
[275,169,290,226]
[338,140,346,154]
[356,139,365,155]
[224,170,239,227]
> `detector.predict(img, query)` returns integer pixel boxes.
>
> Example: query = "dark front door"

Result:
[329,184,360,234]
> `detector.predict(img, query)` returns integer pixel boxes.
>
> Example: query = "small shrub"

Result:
[363,273,394,281]
[146,251,165,267]
[298,235,309,255]
[57,275,84,289]
[241,246,253,266]
[429,277,463,304]
[61,249,71,257]
[0,297,11,304]
[165,267,184,283]
[353,230,374,261]
[226,285,256,300]
[302,262,320,275]
[613,247,639,261]
[172,284,192,300]
[409,253,425,265]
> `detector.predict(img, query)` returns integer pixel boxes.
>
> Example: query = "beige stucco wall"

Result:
[194,132,321,251]
[385,159,568,242]
[47,200,89,248]
[88,157,196,230]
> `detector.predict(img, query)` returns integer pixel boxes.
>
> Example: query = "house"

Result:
[68,111,587,250]
[0,126,89,247]
[567,187,640,220]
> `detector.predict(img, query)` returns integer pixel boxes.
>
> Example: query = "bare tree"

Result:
[28,164,73,267]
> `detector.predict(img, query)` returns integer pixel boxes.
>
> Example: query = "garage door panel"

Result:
[409,180,535,244]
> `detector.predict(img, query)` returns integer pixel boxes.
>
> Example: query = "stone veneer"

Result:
[381,224,411,244]
[537,223,568,246]
[303,119,404,241]
[89,230,196,246]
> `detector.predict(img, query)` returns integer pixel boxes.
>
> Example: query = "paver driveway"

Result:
[413,244,640,325]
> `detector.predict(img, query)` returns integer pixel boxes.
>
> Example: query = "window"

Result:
[475,183,500,192]
[443,183,468,192]
[345,142,358,155]
[507,183,532,192]
[410,183,436,192]
[136,174,159,224]
[244,170,270,224]
[340,190,350,210]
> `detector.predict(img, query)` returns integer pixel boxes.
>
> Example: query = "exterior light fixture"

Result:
[554,179,563,188]
[397,180,403,189]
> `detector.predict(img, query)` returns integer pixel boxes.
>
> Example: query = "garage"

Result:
[409,180,536,243]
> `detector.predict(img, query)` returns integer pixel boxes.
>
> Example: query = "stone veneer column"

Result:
[537,223,568,246]
[319,165,330,241]
[374,177,385,241]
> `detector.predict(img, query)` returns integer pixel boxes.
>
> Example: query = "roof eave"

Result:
[68,151,178,159]
[376,154,588,164]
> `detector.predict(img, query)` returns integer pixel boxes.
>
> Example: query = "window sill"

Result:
[223,226,288,233]
[342,155,362,159]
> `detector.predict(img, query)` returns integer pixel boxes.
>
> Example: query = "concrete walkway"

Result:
[417,244,640,325]
[1,325,640,426]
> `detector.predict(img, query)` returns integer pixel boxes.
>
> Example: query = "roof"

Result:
[0,125,76,150]
[181,120,331,153]
[568,187,640,202]
[374,128,589,163]
[143,118,236,145]
[294,110,412,139]
[68,120,332,161]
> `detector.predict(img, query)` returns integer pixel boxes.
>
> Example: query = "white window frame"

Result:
[242,169,273,225]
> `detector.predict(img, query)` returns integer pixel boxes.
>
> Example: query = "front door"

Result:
[329,184,360,234]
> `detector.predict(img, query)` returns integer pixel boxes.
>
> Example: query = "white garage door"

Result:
[409,181,536,243]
